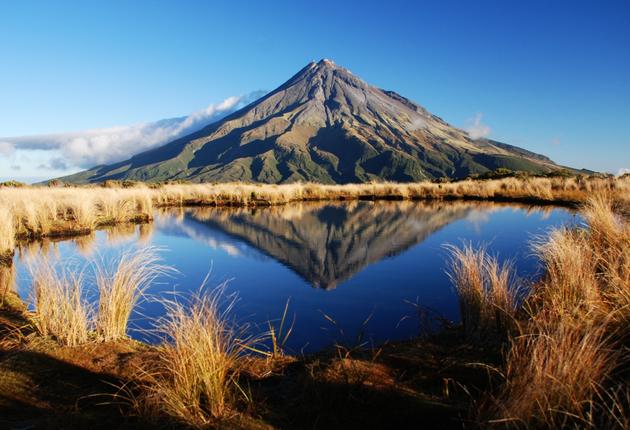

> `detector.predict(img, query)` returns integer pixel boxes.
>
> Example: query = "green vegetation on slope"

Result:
[58,60,565,185]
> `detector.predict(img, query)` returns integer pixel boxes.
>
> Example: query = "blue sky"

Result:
[1,0,629,181]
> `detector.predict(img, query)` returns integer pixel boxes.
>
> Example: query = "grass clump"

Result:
[454,195,630,428]
[0,264,16,306]
[0,180,26,187]
[267,298,294,359]
[489,319,618,428]
[26,247,168,346]
[30,260,91,346]
[137,285,252,427]
[0,206,15,257]
[0,186,154,243]
[96,247,170,342]
[446,243,520,340]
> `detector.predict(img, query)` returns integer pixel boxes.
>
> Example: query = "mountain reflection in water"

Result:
[164,201,484,290]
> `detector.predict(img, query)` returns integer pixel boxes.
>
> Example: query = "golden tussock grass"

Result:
[1,176,628,259]
[29,259,91,347]
[96,247,171,342]
[531,228,601,320]
[0,206,15,258]
[457,195,630,428]
[491,319,618,428]
[149,176,630,208]
[26,247,167,346]
[135,285,253,426]
[582,195,630,324]
[531,194,630,327]
[0,186,154,247]
[0,264,16,306]
[22,248,255,426]
[447,243,520,340]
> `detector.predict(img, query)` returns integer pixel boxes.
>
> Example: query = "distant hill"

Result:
[60,59,564,184]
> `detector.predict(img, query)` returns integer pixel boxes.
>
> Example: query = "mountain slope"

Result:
[60,59,562,184]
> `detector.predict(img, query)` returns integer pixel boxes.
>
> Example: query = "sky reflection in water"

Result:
[11,201,578,353]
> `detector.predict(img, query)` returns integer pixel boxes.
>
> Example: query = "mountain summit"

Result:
[62,60,562,184]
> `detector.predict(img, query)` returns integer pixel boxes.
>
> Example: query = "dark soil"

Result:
[0,290,497,430]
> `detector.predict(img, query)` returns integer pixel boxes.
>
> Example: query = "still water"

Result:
[10,201,577,353]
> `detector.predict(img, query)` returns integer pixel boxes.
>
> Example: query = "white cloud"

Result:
[617,168,630,177]
[465,113,491,140]
[0,91,265,169]
[0,141,15,157]
[38,157,69,171]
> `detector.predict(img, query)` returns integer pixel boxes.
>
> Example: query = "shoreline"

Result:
[0,195,578,268]
[0,287,486,429]
[4,175,626,261]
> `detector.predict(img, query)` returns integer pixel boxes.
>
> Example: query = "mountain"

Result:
[60,59,563,184]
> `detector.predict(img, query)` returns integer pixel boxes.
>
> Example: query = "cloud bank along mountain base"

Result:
[0,91,265,180]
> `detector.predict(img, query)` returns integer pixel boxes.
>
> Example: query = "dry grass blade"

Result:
[267,297,294,359]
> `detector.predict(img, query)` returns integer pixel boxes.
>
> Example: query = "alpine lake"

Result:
[8,200,578,353]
